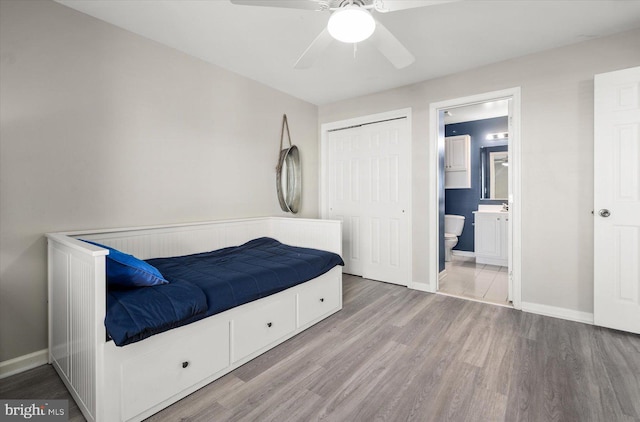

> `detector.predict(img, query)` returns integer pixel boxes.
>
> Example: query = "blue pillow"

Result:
[82,240,169,288]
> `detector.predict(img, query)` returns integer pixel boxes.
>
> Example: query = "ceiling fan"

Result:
[230,0,453,69]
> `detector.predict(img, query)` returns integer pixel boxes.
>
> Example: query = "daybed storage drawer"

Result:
[298,272,341,327]
[232,294,296,362]
[121,319,229,421]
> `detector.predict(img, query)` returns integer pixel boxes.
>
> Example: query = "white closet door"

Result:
[594,66,640,334]
[327,128,364,276]
[327,118,410,286]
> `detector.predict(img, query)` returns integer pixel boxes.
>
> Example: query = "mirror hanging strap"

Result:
[275,113,301,214]
[277,114,292,174]
[279,114,292,152]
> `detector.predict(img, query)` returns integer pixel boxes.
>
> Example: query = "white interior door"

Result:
[326,127,364,276]
[594,66,640,334]
[326,117,410,286]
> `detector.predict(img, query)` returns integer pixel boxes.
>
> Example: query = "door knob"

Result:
[598,209,611,218]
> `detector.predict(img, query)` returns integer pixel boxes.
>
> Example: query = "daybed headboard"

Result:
[50,217,342,259]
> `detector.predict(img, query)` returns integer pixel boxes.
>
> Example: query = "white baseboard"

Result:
[521,302,594,325]
[0,349,48,379]
[451,250,475,258]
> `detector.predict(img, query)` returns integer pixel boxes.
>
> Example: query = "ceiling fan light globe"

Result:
[327,6,376,43]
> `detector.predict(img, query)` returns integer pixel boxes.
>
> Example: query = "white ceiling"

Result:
[56,0,640,106]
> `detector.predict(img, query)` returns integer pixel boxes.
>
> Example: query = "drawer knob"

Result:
[320,298,324,302]
[267,322,273,328]
[182,361,189,369]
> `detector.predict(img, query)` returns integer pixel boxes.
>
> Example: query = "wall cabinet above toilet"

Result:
[445,135,471,189]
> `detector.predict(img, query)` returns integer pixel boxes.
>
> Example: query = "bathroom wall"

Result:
[444,116,508,252]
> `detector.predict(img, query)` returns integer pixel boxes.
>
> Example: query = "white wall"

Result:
[319,28,640,316]
[0,0,318,362]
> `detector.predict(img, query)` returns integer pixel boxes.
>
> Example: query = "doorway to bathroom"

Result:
[428,88,521,309]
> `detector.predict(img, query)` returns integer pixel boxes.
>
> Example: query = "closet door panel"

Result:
[361,121,409,285]
[327,130,363,275]
[326,117,410,286]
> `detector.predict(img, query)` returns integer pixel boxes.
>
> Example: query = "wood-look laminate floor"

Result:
[2,274,640,421]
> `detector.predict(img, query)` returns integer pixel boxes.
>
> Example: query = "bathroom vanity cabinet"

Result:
[444,135,471,189]
[474,211,508,266]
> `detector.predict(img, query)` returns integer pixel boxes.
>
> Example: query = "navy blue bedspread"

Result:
[106,237,344,346]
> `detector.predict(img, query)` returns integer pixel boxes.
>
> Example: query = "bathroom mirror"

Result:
[276,145,301,213]
[480,145,508,200]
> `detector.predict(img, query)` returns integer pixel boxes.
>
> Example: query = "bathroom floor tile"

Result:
[482,264,502,273]
[440,255,510,307]
[463,271,495,296]
[448,267,479,279]
[459,260,486,270]
[439,276,467,296]
[484,275,509,304]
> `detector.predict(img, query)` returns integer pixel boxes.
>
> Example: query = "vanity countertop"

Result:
[474,204,508,213]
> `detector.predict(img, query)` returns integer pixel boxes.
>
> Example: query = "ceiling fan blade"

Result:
[294,28,334,69]
[374,0,457,13]
[229,0,325,11]
[370,21,415,69]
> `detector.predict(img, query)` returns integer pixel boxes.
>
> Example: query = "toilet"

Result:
[444,214,465,262]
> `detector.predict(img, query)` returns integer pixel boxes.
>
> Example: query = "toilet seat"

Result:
[444,233,457,240]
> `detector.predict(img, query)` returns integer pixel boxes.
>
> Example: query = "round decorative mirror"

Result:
[276,145,301,214]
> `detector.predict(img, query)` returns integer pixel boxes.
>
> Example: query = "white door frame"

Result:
[428,88,522,309]
[320,108,413,288]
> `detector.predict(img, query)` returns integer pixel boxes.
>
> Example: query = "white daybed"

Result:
[47,217,343,422]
